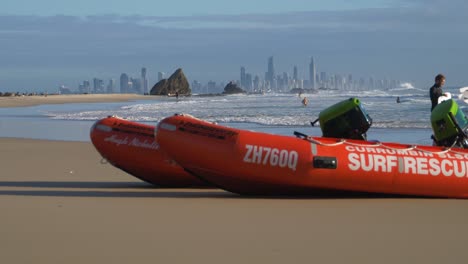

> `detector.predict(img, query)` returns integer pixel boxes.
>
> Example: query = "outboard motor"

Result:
[312,98,372,140]
[431,99,468,148]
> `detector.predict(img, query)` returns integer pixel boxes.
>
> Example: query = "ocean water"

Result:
[0,87,464,144]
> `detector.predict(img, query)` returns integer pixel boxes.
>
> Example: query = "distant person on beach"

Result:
[302,97,308,106]
[430,74,446,111]
[396,96,401,103]
[175,91,179,100]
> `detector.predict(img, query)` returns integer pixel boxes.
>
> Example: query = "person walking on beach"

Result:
[430,74,446,111]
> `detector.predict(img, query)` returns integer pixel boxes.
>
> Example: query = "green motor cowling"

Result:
[318,98,372,140]
[431,99,468,147]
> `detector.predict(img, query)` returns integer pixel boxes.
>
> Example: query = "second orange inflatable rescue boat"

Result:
[90,116,206,187]
[156,114,468,198]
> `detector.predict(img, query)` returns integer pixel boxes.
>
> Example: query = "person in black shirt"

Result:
[430,74,446,111]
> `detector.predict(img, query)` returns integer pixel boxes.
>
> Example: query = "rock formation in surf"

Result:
[150,68,191,96]
[223,82,246,95]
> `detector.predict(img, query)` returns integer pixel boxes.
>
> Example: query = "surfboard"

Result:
[438,92,452,104]
[458,87,468,103]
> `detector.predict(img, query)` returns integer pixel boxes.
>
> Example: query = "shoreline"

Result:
[0,94,159,108]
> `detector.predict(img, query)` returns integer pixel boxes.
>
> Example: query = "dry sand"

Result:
[1,138,468,264]
[0,94,155,108]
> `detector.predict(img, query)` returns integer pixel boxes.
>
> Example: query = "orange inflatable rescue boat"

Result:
[90,116,206,187]
[156,114,468,198]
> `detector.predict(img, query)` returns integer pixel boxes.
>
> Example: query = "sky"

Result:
[3,0,390,16]
[1,0,467,92]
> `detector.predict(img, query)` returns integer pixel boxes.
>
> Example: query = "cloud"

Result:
[76,3,467,33]
[0,1,467,91]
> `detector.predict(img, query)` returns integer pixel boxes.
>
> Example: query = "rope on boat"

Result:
[304,135,464,156]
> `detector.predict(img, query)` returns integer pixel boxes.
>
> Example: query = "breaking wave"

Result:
[45,87,463,130]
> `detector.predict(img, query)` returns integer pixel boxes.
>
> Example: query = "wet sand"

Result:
[1,138,468,264]
[0,94,154,108]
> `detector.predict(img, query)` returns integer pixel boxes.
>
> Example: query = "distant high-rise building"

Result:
[141,67,147,79]
[359,78,366,90]
[141,67,148,94]
[192,80,202,93]
[347,74,353,90]
[298,79,304,89]
[320,72,327,84]
[131,78,142,94]
[158,72,165,82]
[245,73,253,91]
[266,56,275,84]
[240,67,246,88]
[79,80,91,94]
[309,57,316,89]
[207,81,217,93]
[369,77,375,90]
[93,78,104,93]
[120,73,129,93]
[282,72,289,91]
[293,66,298,81]
[253,75,260,91]
[107,79,115,94]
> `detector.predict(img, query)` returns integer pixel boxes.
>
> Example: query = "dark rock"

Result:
[223,82,246,95]
[290,88,304,94]
[290,88,318,94]
[150,68,191,96]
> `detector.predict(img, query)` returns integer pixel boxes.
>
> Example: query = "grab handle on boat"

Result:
[294,131,309,139]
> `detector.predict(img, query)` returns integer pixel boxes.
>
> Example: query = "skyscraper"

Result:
[253,75,260,91]
[191,80,202,93]
[245,73,252,91]
[240,66,246,88]
[120,73,129,93]
[141,67,148,94]
[320,72,327,84]
[266,56,275,84]
[93,78,104,93]
[207,81,217,92]
[131,78,142,94]
[107,79,115,94]
[282,72,289,91]
[293,66,298,81]
[309,57,316,89]
[158,72,165,82]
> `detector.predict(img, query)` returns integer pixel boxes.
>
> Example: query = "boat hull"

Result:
[90,116,206,187]
[156,114,468,198]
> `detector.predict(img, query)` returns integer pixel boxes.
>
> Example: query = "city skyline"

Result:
[237,56,406,94]
[58,55,408,95]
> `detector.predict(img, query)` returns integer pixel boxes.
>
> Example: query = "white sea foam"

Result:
[44,88,451,129]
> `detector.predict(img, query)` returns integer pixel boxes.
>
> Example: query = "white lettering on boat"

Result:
[243,144,298,171]
[104,135,159,150]
[346,146,468,178]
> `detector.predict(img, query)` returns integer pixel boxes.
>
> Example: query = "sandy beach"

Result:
[0,137,467,264]
[0,94,154,108]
